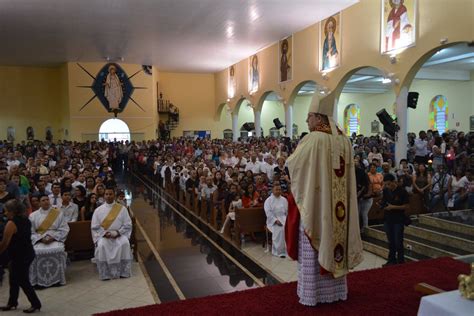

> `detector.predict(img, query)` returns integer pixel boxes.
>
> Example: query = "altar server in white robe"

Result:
[264,184,288,257]
[29,194,69,287]
[91,188,132,280]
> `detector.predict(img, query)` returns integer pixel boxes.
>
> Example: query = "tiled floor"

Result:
[242,242,385,282]
[0,260,156,316]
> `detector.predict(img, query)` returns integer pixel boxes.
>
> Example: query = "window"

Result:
[343,104,360,136]
[98,118,130,142]
[223,129,233,140]
[429,95,448,134]
[269,127,280,138]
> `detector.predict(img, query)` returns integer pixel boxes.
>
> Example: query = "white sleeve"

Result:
[264,197,275,230]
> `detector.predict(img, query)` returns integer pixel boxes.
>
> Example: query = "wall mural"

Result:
[77,63,147,115]
[7,127,15,142]
[228,65,236,99]
[319,12,341,72]
[248,55,259,94]
[381,0,416,54]
[279,35,293,83]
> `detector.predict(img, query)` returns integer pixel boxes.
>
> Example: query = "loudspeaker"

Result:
[407,92,419,109]
[376,109,398,137]
[243,122,255,131]
[273,118,284,129]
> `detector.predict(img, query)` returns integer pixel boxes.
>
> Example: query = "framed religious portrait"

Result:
[371,120,380,134]
[26,126,35,140]
[381,0,417,54]
[279,35,293,83]
[7,126,15,142]
[319,12,341,73]
[228,65,236,99]
[248,55,259,94]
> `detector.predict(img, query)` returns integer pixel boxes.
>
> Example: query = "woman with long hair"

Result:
[412,164,431,209]
[242,184,259,208]
[80,193,98,221]
[0,199,41,313]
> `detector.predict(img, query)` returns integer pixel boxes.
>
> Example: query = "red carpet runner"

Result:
[97,257,469,316]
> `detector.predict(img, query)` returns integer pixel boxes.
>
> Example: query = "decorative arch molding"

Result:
[287,80,318,106]
[332,66,389,100]
[255,90,283,112]
[214,102,228,121]
[233,97,253,115]
[400,41,470,90]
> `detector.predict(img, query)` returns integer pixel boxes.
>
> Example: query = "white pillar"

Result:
[285,104,293,138]
[333,97,339,126]
[254,110,262,138]
[395,87,409,165]
[232,114,239,142]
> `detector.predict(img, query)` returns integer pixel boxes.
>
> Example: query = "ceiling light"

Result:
[249,6,260,21]
[382,78,392,84]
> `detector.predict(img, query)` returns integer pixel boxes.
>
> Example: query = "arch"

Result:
[255,90,282,111]
[98,118,130,142]
[214,102,228,121]
[332,66,389,100]
[400,41,470,89]
[288,80,318,105]
[429,95,448,134]
[233,97,252,115]
[259,91,285,137]
[343,104,360,136]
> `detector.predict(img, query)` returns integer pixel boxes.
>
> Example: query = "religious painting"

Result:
[371,120,380,134]
[26,126,35,140]
[6,127,15,142]
[319,13,341,72]
[381,0,417,54]
[248,55,259,94]
[228,65,236,99]
[45,126,53,141]
[77,63,146,115]
[279,35,293,83]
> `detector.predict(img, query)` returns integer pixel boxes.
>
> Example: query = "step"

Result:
[417,215,474,239]
[367,226,469,258]
[362,236,428,262]
[404,224,474,253]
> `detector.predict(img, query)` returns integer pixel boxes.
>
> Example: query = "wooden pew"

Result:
[368,193,428,221]
[234,207,267,248]
[65,221,94,259]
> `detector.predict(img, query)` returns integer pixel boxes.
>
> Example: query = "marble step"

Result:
[362,235,428,262]
[416,215,473,239]
[366,225,469,258]
[404,224,474,253]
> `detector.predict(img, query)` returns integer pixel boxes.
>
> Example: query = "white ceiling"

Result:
[0,0,358,72]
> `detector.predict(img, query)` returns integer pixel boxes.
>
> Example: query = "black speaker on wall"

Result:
[407,92,419,109]
[273,118,284,129]
[243,122,255,131]
[376,109,398,137]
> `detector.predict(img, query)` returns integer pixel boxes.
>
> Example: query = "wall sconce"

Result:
[322,72,329,80]
[389,54,397,64]
[439,38,448,45]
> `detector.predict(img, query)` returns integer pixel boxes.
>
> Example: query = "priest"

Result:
[29,194,69,287]
[286,96,363,306]
[91,187,132,280]
[264,184,288,257]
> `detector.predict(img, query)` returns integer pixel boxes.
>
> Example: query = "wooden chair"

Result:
[65,221,94,259]
[234,207,267,248]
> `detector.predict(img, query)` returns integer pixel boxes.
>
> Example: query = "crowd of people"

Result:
[0,127,472,309]
[0,140,133,312]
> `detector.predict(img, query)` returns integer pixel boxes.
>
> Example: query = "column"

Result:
[232,113,239,142]
[285,104,293,138]
[395,87,409,165]
[254,110,261,138]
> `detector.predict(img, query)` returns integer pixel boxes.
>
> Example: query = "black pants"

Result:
[384,222,405,264]
[8,259,41,308]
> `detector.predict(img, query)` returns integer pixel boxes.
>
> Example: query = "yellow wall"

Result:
[0,66,63,141]
[67,62,157,141]
[159,72,216,138]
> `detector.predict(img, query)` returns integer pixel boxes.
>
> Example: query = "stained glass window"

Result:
[343,104,360,136]
[429,95,448,134]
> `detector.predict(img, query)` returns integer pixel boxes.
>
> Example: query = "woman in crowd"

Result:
[81,193,99,221]
[242,184,259,208]
[445,167,469,210]
[73,185,87,210]
[368,146,383,164]
[412,164,431,209]
[0,199,41,313]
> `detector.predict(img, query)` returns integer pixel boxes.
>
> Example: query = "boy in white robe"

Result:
[91,188,132,280]
[29,195,69,287]
[264,184,288,257]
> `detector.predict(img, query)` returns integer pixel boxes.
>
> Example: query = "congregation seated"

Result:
[29,194,69,287]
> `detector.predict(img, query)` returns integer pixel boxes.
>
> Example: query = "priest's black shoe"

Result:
[0,304,18,311]
[23,306,41,313]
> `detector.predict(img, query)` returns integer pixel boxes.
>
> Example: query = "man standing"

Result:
[91,188,132,280]
[414,131,428,165]
[29,195,69,287]
[264,184,288,257]
[287,96,363,306]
